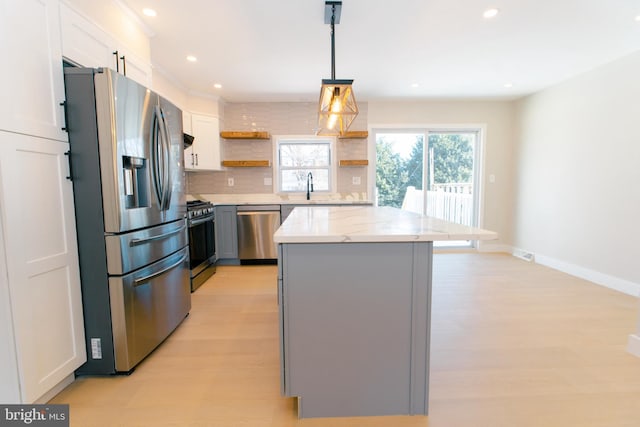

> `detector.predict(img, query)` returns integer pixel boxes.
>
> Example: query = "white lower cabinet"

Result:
[0,131,86,403]
[184,114,222,171]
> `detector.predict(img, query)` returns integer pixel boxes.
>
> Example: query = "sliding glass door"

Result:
[375,129,481,247]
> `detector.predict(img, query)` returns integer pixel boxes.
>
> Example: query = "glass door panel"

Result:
[427,131,478,247]
[375,129,480,249]
[375,133,424,210]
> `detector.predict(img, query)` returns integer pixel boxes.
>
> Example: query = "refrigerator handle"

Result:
[158,107,172,211]
[151,107,163,209]
[129,223,186,246]
[133,253,187,287]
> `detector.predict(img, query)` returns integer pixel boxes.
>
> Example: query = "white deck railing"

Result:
[401,185,474,226]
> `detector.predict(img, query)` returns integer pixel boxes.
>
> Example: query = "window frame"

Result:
[274,135,337,195]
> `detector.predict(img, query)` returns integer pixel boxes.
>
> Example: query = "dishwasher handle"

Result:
[237,211,279,216]
[236,205,281,212]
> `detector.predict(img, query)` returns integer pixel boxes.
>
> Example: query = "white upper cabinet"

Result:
[59,3,152,87]
[0,0,67,142]
[184,114,222,171]
[0,130,86,403]
[59,3,113,69]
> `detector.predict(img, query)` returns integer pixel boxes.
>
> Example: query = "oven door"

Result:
[188,214,216,276]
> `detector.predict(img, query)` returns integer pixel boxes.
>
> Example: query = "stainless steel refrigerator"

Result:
[64,68,190,375]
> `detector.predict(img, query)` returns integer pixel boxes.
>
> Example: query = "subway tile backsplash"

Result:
[186,102,368,196]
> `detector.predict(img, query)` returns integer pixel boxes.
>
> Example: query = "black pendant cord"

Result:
[330,5,336,80]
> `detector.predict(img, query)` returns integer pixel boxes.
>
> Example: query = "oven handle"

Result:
[134,253,187,287]
[188,214,215,227]
[129,224,186,247]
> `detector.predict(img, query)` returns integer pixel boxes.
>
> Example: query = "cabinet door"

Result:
[59,2,113,68]
[0,218,20,403]
[116,48,152,88]
[182,112,194,168]
[0,131,86,403]
[59,3,152,87]
[0,0,67,142]
[215,206,238,259]
[189,114,221,171]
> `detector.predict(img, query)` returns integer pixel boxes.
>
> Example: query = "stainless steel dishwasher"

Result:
[237,205,281,263]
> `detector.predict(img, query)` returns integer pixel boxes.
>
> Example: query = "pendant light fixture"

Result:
[317,1,358,136]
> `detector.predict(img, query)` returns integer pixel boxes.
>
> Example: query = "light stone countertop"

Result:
[274,205,498,243]
[189,193,372,206]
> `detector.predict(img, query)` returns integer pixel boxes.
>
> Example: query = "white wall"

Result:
[187,95,222,118]
[151,69,188,110]
[368,100,516,251]
[150,73,221,120]
[513,51,640,296]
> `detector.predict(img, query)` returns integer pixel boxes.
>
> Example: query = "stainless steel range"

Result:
[187,200,216,291]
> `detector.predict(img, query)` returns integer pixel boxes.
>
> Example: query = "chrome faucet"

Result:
[306,172,314,200]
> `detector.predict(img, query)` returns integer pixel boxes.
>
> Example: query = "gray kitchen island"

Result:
[274,206,497,419]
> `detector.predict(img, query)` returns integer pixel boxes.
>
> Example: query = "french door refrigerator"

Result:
[64,67,190,375]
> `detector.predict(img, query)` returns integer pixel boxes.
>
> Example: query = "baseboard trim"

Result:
[477,243,511,253]
[627,334,640,358]
[36,373,75,404]
[534,254,640,297]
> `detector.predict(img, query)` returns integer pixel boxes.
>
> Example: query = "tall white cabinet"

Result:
[0,133,86,403]
[0,0,86,403]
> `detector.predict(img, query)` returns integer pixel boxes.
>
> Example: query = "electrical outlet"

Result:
[489,174,496,183]
[90,338,102,359]
[264,177,272,186]
[352,176,361,185]
[228,178,234,187]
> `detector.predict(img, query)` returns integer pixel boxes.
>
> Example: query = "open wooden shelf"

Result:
[221,160,271,168]
[220,131,271,140]
[339,131,368,139]
[339,159,369,167]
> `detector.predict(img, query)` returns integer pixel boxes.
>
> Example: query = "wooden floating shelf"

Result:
[220,131,271,140]
[339,131,368,139]
[221,160,271,168]
[339,160,369,167]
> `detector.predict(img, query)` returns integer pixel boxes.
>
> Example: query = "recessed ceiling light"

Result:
[142,8,156,17]
[186,55,197,62]
[213,83,222,89]
[483,8,499,19]
[635,15,640,22]
[503,82,513,88]
[411,83,419,88]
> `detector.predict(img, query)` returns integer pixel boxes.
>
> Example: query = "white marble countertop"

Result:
[274,206,498,243]
[189,193,373,206]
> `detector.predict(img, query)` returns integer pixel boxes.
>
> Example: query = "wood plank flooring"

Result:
[50,253,640,427]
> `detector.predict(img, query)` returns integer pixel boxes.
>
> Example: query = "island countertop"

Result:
[274,205,498,243]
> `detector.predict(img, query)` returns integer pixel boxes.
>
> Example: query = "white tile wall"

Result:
[187,102,369,195]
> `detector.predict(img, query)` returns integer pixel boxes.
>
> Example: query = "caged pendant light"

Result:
[317,1,358,136]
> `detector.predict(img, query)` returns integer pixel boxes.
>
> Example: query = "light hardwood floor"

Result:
[50,253,640,427]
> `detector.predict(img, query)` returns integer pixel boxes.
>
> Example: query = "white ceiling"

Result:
[120,0,640,102]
